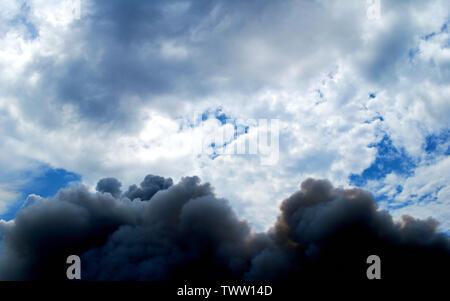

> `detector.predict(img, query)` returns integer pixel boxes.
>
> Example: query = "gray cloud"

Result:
[10,0,368,131]
[0,175,448,280]
[96,177,122,198]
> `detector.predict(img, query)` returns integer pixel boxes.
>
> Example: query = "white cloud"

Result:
[0,186,19,215]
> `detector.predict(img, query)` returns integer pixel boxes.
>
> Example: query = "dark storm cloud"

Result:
[0,176,448,280]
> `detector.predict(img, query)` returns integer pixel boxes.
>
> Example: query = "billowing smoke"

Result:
[96,178,122,198]
[0,175,448,280]
[122,174,173,201]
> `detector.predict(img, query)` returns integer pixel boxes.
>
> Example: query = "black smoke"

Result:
[0,175,448,280]
[122,174,173,201]
[96,177,122,198]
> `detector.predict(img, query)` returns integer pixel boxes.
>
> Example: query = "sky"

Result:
[0,0,449,234]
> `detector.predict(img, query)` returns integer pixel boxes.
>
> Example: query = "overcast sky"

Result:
[0,0,449,232]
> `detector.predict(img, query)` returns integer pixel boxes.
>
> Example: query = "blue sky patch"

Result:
[198,108,254,160]
[18,165,81,197]
[424,129,450,156]
[0,165,81,220]
[200,107,231,125]
[349,135,416,187]
[9,3,39,40]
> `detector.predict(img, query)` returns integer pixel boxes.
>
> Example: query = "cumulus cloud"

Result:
[0,175,448,280]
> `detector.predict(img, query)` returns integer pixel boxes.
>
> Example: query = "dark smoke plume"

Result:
[0,175,448,280]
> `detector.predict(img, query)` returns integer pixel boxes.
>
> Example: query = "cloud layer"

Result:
[0,0,449,234]
[0,175,448,280]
